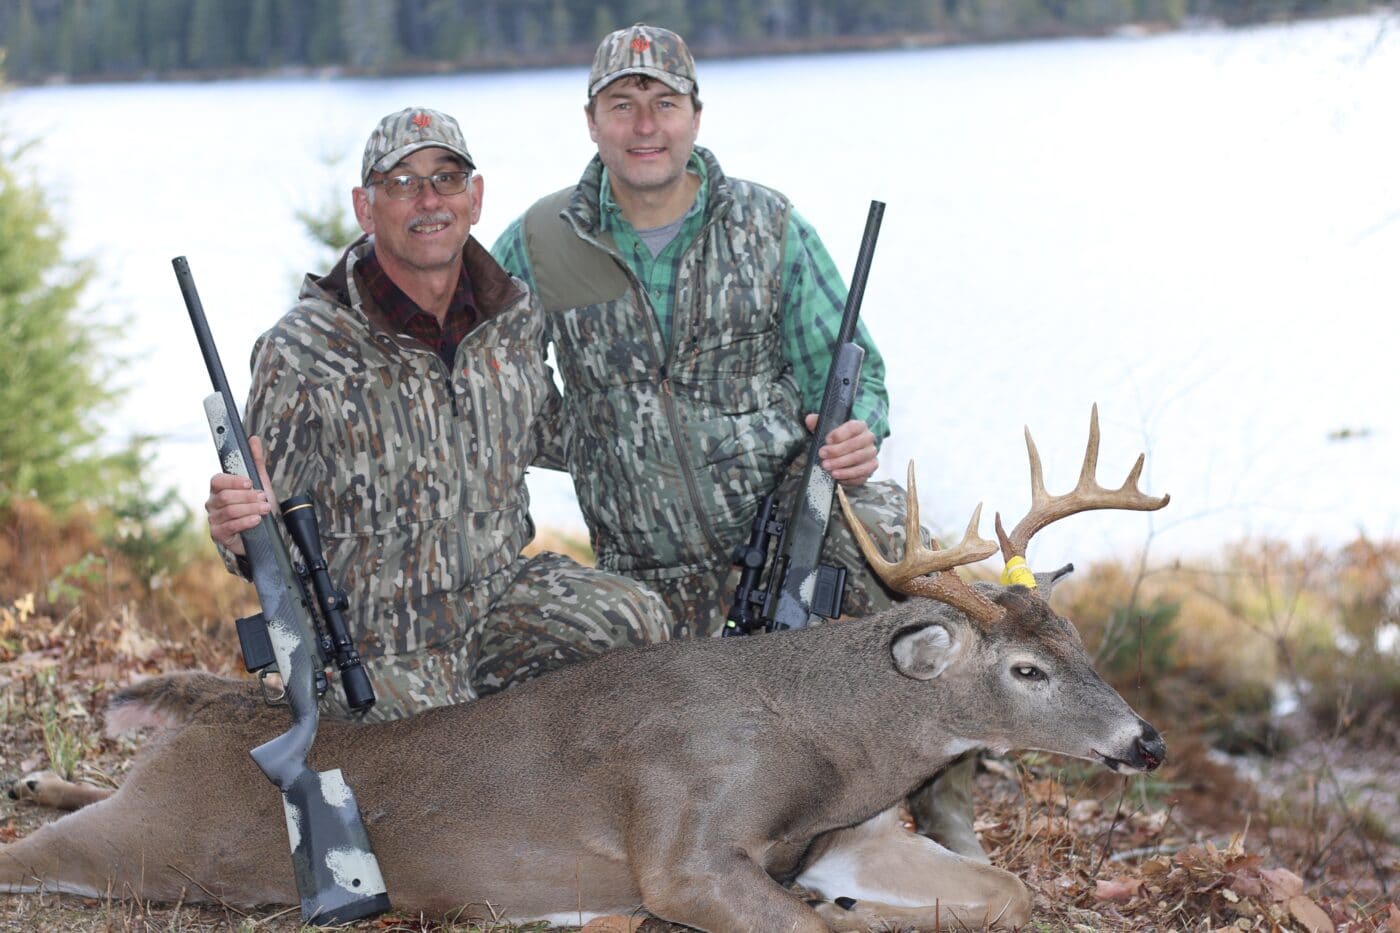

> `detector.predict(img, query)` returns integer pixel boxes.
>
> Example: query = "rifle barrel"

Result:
[174,256,264,494]
[835,201,885,347]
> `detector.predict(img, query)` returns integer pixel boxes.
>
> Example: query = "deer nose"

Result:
[1133,721,1167,771]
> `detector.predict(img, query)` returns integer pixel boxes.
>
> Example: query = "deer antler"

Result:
[995,404,1171,562]
[837,462,1004,626]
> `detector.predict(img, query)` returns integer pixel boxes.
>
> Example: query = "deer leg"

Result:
[8,771,114,811]
[0,801,151,899]
[797,807,1030,931]
[908,752,988,862]
[635,848,828,933]
[2,787,294,907]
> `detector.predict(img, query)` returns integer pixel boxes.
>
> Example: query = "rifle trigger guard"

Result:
[256,668,289,707]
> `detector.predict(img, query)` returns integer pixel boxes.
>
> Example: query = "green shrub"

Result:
[1098,597,1181,681]
[0,113,137,510]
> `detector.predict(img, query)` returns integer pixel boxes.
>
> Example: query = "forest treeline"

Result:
[0,0,1386,84]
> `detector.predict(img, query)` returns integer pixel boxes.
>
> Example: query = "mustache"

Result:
[409,211,455,228]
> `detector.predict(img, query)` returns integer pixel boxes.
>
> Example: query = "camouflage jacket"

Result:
[517,149,811,579]
[236,235,554,660]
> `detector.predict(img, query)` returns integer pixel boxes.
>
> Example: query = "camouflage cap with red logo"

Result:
[588,23,698,99]
[361,107,475,184]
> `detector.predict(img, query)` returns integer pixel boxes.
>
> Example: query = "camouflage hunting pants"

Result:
[323,550,671,722]
[645,456,929,639]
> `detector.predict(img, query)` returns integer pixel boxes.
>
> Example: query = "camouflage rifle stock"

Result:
[724,200,885,635]
[173,256,390,925]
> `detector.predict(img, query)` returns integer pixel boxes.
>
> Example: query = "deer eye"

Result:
[1012,664,1045,681]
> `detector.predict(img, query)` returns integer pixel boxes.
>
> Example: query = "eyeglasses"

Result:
[369,170,471,200]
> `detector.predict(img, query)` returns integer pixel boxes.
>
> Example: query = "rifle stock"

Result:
[176,257,390,924]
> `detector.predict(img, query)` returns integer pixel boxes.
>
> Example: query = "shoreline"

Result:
[7,9,1382,90]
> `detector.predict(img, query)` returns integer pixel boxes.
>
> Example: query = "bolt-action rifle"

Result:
[723,200,885,636]
[173,256,390,925]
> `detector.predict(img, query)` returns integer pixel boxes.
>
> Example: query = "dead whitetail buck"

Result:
[4,406,1167,932]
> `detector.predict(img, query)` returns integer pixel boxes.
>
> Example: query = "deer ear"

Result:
[1034,563,1074,598]
[891,624,958,680]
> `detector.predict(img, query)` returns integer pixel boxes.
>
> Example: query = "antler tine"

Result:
[996,403,1171,562]
[837,462,1004,626]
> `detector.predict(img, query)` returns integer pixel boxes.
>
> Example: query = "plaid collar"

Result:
[357,248,478,366]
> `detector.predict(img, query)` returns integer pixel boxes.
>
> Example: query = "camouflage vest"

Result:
[524,148,805,578]
[246,236,548,659]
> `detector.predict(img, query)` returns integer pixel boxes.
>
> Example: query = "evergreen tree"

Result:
[0,1,1385,89]
[139,0,188,72]
[4,1,41,80]
[307,0,346,65]
[188,0,245,71]
[341,0,402,69]
[0,123,133,509]
[92,0,140,74]
[246,0,274,67]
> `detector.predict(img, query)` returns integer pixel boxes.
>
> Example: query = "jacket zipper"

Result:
[573,215,726,558]
[658,366,724,556]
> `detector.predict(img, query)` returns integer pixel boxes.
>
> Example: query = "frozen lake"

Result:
[7,11,1398,568]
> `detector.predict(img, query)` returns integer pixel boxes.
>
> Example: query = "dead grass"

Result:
[1,500,1397,930]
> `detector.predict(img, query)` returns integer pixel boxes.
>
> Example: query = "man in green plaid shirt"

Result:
[490,22,903,635]
[491,22,987,864]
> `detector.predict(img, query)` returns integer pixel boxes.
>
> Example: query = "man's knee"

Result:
[473,553,674,694]
[826,478,922,618]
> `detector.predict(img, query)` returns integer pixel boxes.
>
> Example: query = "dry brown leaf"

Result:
[1176,842,1225,872]
[1140,856,1172,877]
[1260,866,1305,902]
[1385,903,1400,932]
[75,662,122,683]
[1287,895,1335,933]
[1228,870,1265,898]
[1026,813,1073,837]
[1129,809,1168,833]
[1068,799,1100,822]
[1095,876,1143,902]
[1025,777,1067,806]
[581,915,647,933]
[1224,851,1264,873]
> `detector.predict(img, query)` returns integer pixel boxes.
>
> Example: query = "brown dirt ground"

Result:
[3,663,1396,932]
[0,500,1394,931]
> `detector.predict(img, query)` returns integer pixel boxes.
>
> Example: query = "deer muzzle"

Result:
[1097,720,1166,774]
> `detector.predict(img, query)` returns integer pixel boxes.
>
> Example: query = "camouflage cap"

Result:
[588,23,697,99]
[361,107,474,184]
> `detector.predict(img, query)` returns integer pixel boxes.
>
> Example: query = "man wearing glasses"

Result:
[205,107,671,722]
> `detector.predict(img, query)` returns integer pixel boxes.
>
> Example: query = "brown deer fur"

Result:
[2,583,1163,932]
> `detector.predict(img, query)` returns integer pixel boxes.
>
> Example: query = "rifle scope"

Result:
[280,495,376,714]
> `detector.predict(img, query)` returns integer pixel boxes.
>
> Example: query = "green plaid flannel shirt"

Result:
[492,152,890,440]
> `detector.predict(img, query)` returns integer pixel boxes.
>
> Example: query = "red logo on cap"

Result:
[631,36,650,54]
[412,113,432,128]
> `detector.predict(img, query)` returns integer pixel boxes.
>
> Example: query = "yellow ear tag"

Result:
[1001,555,1037,589]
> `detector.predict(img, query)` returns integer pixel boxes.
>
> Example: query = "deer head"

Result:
[837,406,1168,774]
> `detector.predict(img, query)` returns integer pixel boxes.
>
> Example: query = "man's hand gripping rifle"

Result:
[173,257,390,925]
[724,200,885,636]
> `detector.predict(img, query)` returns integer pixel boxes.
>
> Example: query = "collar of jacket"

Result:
[307,233,525,333]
